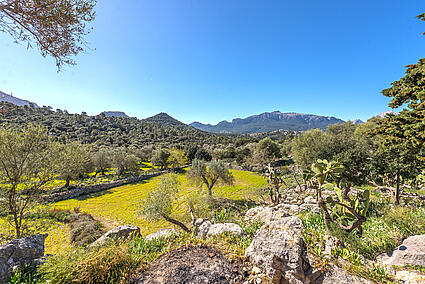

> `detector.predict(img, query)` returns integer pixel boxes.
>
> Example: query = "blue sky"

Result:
[0,0,424,124]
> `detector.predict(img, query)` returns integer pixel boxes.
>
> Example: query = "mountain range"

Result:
[1,91,385,134]
[189,111,345,133]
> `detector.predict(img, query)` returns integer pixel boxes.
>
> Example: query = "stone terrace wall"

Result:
[42,170,169,203]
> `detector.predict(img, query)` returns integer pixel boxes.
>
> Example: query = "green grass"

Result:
[45,169,266,252]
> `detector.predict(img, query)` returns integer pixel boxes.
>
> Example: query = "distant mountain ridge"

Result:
[101,111,129,118]
[190,111,345,133]
[0,91,38,107]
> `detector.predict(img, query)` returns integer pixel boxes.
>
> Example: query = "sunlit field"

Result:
[0,169,266,254]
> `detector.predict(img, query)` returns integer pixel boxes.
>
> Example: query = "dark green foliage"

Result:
[292,123,373,188]
[151,149,170,169]
[0,102,229,149]
[194,148,213,161]
[372,40,425,153]
[254,137,281,164]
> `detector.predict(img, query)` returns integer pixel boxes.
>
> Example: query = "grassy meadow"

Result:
[1,169,266,254]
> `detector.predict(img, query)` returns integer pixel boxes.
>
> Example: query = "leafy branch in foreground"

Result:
[0,0,96,70]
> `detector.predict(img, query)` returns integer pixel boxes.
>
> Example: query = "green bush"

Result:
[8,264,40,284]
[302,206,425,260]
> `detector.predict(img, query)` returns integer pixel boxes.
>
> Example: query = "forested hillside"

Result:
[0,102,230,148]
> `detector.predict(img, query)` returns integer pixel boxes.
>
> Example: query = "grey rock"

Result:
[205,223,245,238]
[197,221,213,238]
[145,229,179,241]
[312,264,371,284]
[303,195,316,204]
[275,203,301,215]
[0,234,47,283]
[245,206,291,225]
[395,270,425,283]
[298,203,320,214]
[245,216,307,283]
[378,235,425,267]
[90,225,140,247]
[198,222,245,238]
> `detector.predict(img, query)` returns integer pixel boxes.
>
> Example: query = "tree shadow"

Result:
[56,178,151,202]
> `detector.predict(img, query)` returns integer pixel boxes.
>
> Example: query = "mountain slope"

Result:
[145,112,188,127]
[190,111,344,133]
[0,102,228,147]
[0,91,39,107]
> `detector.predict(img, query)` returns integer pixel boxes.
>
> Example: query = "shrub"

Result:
[8,264,40,284]
[39,244,138,284]
[69,214,104,247]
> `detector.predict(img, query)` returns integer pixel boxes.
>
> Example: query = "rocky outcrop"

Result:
[90,225,140,247]
[0,234,47,283]
[378,235,425,267]
[197,221,245,238]
[312,264,370,284]
[245,206,291,225]
[245,199,320,225]
[394,270,425,283]
[145,229,180,241]
[131,245,248,283]
[245,216,315,283]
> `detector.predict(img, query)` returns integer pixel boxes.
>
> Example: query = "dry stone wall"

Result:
[42,170,169,203]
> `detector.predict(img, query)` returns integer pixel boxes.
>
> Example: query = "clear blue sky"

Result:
[0,0,424,124]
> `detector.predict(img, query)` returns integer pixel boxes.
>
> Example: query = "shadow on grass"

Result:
[60,178,153,202]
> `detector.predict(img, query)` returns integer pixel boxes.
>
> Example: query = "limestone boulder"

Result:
[378,235,425,267]
[145,229,179,241]
[245,216,308,283]
[197,221,245,238]
[245,205,291,225]
[312,264,371,284]
[90,225,140,247]
[0,234,47,283]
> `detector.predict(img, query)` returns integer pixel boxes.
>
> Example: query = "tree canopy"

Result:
[0,0,96,69]
[187,159,234,196]
[0,124,61,237]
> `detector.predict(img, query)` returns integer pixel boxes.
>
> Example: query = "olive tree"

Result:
[167,148,188,169]
[58,141,90,188]
[112,148,139,177]
[0,124,60,238]
[92,148,112,176]
[151,148,170,169]
[0,0,96,69]
[141,174,190,232]
[187,159,234,196]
